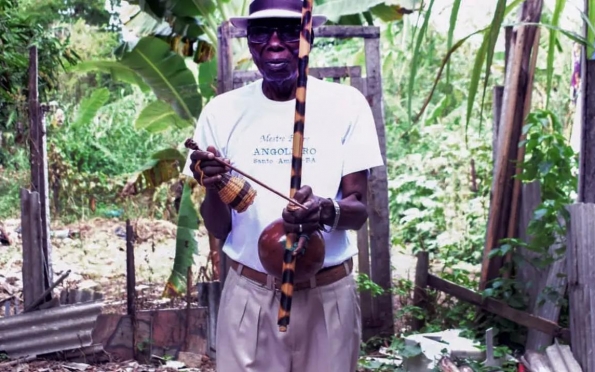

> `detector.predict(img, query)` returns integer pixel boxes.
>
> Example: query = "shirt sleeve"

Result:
[341,89,385,176]
[182,103,225,178]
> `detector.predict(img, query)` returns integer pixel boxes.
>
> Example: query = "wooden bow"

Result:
[277,0,315,332]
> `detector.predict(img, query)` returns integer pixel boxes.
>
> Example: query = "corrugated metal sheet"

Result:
[0,301,103,358]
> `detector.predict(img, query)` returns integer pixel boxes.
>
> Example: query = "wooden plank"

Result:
[578,60,595,203]
[229,25,380,39]
[363,36,393,338]
[492,86,504,168]
[427,274,570,342]
[504,26,542,279]
[517,181,543,311]
[525,216,568,350]
[480,0,544,290]
[20,188,45,310]
[566,203,595,372]
[545,341,584,372]
[27,46,52,288]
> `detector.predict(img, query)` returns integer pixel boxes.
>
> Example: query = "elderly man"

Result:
[183,0,384,371]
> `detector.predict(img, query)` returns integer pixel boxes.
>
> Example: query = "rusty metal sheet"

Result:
[91,308,208,362]
[0,301,102,359]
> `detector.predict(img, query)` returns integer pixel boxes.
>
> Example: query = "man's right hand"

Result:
[190,146,231,188]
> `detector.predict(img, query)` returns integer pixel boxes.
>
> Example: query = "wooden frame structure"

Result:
[211,21,394,340]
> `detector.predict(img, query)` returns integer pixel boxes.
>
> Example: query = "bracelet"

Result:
[320,198,340,233]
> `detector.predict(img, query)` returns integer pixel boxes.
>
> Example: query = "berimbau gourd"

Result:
[185,0,323,332]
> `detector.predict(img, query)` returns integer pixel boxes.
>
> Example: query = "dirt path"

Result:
[0,217,212,309]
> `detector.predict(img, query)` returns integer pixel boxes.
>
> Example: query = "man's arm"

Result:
[319,170,368,231]
[200,188,232,240]
[181,101,233,241]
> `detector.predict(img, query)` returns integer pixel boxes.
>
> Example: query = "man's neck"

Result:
[262,78,296,101]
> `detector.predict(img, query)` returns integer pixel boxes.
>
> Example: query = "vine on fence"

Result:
[485,109,578,345]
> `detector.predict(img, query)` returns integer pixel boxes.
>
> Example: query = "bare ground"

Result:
[0,216,461,371]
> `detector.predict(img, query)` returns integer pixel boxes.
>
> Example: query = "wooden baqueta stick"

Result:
[184,138,307,211]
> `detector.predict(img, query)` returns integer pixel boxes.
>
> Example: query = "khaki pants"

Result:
[215,262,362,372]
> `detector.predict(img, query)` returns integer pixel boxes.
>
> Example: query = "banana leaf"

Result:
[68,60,152,92]
[117,36,202,121]
[134,99,194,133]
[70,87,110,128]
[163,178,200,298]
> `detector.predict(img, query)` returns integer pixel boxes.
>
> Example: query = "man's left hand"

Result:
[282,185,322,234]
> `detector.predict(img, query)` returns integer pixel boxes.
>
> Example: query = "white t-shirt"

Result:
[183,76,384,273]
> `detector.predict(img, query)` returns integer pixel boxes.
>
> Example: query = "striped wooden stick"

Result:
[277,0,315,332]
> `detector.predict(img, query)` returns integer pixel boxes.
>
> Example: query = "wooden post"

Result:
[578,60,595,202]
[566,204,595,372]
[198,281,221,360]
[125,220,137,360]
[210,21,235,286]
[20,189,46,311]
[27,46,52,289]
[350,72,375,338]
[411,251,429,331]
[566,5,595,368]
[364,35,394,338]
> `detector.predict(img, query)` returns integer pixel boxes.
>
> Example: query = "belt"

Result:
[230,258,353,291]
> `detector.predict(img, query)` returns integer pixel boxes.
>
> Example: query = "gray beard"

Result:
[263,69,298,87]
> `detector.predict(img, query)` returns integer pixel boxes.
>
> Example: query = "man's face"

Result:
[247,18,302,83]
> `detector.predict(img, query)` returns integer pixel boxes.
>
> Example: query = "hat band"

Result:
[249,0,302,15]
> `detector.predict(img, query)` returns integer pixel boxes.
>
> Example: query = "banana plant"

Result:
[162,178,200,298]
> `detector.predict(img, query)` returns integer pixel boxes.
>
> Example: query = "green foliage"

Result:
[163,178,200,297]
[356,0,582,366]
[19,0,114,28]
[46,89,189,220]
[0,0,80,167]
[489,109,577,318]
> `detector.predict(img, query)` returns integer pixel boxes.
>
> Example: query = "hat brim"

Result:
[229,9,327,29]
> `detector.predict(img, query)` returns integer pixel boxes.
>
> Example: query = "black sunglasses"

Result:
[247,25,301,44]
